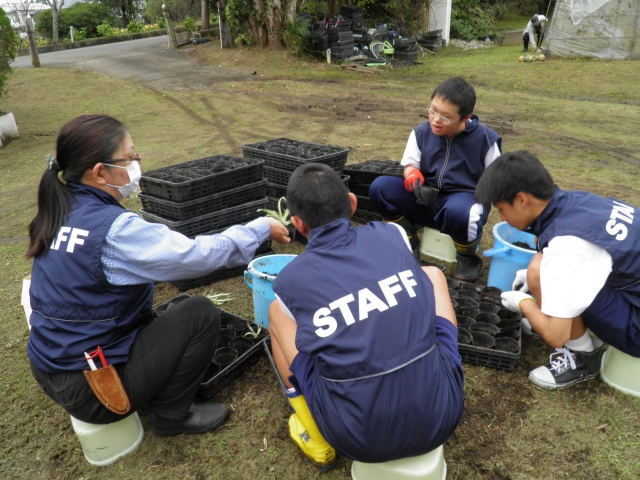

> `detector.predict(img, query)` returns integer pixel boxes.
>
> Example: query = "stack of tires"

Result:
[342,160,404,223]
[138,155,273,291]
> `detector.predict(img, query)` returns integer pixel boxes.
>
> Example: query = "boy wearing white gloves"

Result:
[475,151,640,390]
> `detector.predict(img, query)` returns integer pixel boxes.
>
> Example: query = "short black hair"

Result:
[286,163,351,230]
[475,151,556,205]
[430,77,476,118]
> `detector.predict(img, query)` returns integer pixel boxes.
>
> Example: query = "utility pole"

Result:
[26,18,40,68]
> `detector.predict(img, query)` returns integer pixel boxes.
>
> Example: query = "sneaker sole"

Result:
[528,371,600,390]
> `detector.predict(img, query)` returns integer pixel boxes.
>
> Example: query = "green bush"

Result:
[450,0,496,40]
[35,3,118,39]
[74,27,88,41]
[127,20,144,32]
[157,17,166,29]
[282,18,312,57]
[182,15,196,32]
[0,7,19,97]
[97,21,116,37]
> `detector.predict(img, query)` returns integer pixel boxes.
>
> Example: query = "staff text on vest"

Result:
[50,227,90,253]
[606,201,634,241]
[313,270,418,338]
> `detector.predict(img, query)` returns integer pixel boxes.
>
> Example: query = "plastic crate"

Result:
[139,156,264,202]
[352,209,383,223]
[170,246,274,291]
[242,138,349,172]
[453,281,522,371]
[348,182,370,197]
[198,312,269,400]
[140,199,267,238]
[138,180,268,221]
[343,160,403,185]
[266,174,350,199]
[457,336,521,371]
[355,194,378,213]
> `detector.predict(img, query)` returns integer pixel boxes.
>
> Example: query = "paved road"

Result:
[13,36,253,91]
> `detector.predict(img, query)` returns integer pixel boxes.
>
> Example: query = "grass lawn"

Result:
[1,24,640,480]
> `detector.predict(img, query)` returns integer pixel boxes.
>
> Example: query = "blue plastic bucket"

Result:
[244,254,297,329]
[482,222,537,292]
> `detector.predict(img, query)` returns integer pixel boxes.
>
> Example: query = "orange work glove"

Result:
[404,169,424,192]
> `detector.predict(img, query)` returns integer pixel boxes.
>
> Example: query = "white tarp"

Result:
[547,0,640,59]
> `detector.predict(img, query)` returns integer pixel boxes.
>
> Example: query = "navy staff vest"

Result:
[28,183,153,372]
[274,219,436,381]
[532,188,640,314]
[414,115,501,193]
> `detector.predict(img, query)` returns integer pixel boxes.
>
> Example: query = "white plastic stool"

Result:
[351,445,447,480]
[600,347,640,398]
[70,412,144,466]
[420,228,457,263]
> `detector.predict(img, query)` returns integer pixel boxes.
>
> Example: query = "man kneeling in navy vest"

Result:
[268,163,465,468]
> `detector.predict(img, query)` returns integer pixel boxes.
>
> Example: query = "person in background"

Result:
[26,114,289,436]
[523,14,547,52]
[475,150,640,390]
[268,163,464,468]
[369,77,502,282]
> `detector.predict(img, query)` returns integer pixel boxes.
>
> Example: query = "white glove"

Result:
[511,269,529,292]
[501,291,536,312]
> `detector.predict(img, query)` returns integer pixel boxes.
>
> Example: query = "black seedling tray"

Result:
[139,156,264,202]
[242,138,349,172]
[351,209,383,224]
[170,246,274,291]
[452,281,522,371]
[347,182,371,197]
[343,160,403,185]
[140,198,267,238]
[139,180,268,221]
[266,175,350,198]
[198,310,269,400]
[355,194,378,213]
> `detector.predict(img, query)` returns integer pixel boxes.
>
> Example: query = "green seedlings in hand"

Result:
[205,291,233,306]
[257,196,291,226]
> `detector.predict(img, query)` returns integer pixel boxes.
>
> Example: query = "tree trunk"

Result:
[419,0,430,35]
[253,0,268,47]
[286,0,297,23]
[51,5,59,43]
[266,0,282,49]
[201,0,210,29]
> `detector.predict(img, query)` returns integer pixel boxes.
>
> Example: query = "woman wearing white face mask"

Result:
[26,115,290,437]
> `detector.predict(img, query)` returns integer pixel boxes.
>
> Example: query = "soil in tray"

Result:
[494,338,519,353]
[217,328,235,346]
[458,328,472,345]
[471,331,495,348]
[229,337,254,356]
[475,312,501,325]
[471,322,500,335]
[456,297,479,308]
[213,347,238,366]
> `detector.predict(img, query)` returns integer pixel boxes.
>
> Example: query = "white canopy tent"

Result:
[546,0,640,59]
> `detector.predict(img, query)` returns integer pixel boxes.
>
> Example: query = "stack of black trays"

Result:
[393,36,418,61]
[138,155,274,291]
[418,29,443,52]
[241,138,350,212]
[340,5,363,34]
[329,19,355,60]
[311,22,330,51]
[342,160,404,223]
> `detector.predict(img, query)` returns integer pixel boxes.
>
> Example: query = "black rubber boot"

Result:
[452,235,483,282]
[385,215,420,251]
